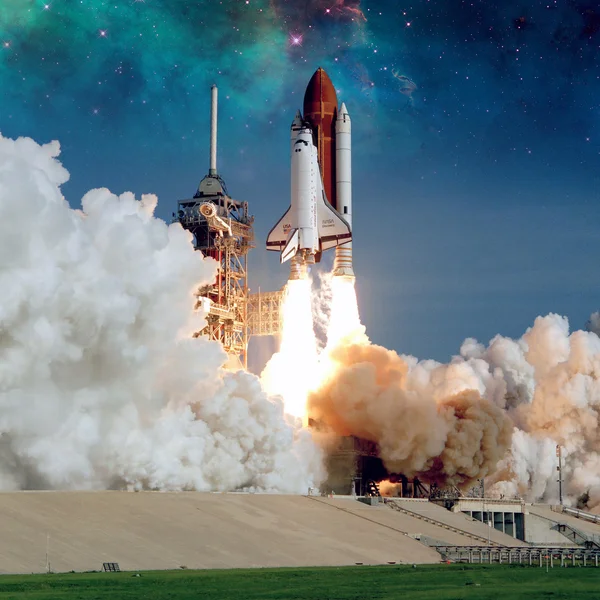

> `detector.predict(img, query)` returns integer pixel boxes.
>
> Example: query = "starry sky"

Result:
[1,0,599,363]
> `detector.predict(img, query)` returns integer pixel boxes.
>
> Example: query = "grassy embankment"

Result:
[0,564,598,599]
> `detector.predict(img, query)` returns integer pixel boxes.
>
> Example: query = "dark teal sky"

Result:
[1,0,599,361]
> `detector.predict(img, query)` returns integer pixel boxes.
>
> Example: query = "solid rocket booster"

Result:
[333,102,354,277]
[266,68,355,279]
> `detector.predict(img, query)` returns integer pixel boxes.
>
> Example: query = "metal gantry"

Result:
[176,183,286,366]
[247,288,285,337]
[175,176,254,369]
[174,83,287,368]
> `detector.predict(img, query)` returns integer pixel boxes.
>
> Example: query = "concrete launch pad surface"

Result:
[391,499,528,546]
[316,498,525,547]
[528,504,600,538]
[0,492,442,574]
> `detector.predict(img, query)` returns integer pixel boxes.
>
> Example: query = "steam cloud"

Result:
[3,133,599,512]
[0,134,322,492]
[310,306,600,510]
[463,314,600,511]
[309,341,513,488]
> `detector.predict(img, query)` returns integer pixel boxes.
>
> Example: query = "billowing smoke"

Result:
[311,298,600,509]
[0,134,323,492]
[309,341,513,488]
[11,132,598,509]
[462,314,600,510]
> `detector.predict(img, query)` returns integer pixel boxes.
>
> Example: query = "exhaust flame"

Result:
[261,274,365,424]
[261,279,320,422]
[317,275,368,389]
[326,276,367,349]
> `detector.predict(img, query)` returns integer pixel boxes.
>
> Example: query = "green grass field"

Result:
[0,564,597,599]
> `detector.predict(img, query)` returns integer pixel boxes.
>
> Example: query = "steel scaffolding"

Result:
[247,288,285,337]
[175,176,254,369]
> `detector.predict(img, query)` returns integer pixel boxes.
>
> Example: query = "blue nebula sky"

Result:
[1,0,599,361]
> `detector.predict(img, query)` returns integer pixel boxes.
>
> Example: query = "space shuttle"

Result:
[266,68,354,280]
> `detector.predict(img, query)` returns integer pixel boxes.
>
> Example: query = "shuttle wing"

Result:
[317,190,352,251]
[266,206,293,251]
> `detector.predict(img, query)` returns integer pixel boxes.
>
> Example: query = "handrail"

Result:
[386,500,505,547]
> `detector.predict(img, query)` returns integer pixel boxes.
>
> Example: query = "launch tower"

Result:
[174,85,255,369]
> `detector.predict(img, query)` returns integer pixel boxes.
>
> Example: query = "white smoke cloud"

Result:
[309,341,513,488]
[13,132,598,508]
[0,134,322,492]
[460,314,600,506]
[309,273,600,508]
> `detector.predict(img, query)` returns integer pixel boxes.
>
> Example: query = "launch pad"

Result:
[173,75,422,498]
[173,74,463,506]
[319,432,430,499]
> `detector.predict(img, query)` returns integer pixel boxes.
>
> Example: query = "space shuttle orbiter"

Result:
[266,120,351,279]
[266,68,354,280]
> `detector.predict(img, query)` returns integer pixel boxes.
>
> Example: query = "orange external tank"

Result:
[303,67,339,211]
